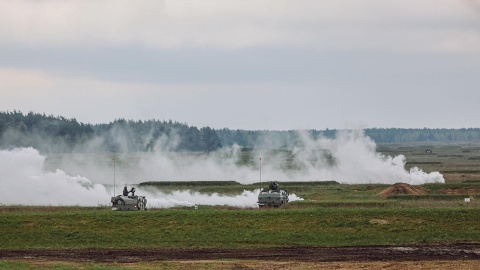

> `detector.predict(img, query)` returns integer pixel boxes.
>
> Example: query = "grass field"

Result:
[1,207,480,250]
[378,142,480,182]
[3,142,480,269]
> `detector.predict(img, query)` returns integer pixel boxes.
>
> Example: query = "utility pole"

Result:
[113,158,116,197]
[259,157,262,184]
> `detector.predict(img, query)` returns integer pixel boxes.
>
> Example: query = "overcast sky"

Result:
[1,0,479,130]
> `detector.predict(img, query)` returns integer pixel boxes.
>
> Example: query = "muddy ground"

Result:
[1,244,480,263]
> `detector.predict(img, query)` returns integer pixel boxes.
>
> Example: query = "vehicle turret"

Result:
[257,181,289,208]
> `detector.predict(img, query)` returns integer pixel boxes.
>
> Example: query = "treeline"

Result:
[1,111,480,153]
[0,111,93,152]
[364,128,480,143]
[0,111,222,153]
[215,128,480,148]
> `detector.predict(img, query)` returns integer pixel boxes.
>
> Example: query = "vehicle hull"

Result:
[111,195,147,211]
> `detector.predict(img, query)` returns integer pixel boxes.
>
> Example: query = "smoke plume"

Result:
[0,147,302,207]
[0,129,443,206]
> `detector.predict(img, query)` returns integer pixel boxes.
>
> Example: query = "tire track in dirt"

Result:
[1,244,480,263]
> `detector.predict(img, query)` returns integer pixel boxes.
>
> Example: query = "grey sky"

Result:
[1,0,479,130]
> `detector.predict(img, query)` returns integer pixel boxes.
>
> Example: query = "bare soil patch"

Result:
[16,259,480,270]
[1,244,480,263]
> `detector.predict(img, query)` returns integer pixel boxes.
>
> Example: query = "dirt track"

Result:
[1,244,480,263]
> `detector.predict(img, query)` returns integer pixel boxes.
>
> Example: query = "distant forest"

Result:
[1,111,480,153]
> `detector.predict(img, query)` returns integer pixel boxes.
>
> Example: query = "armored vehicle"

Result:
[111,187,147,211]
[258,181,289,208]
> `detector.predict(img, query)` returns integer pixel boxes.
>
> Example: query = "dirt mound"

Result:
[378,183,428,196]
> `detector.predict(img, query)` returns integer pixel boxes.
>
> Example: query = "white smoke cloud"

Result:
[0,147,302,207]
[111,129,444,185]
[139,189,299,209]
[0,129,443,206]
[46,129,444,186]
[289,130,445,185]
[139,189,304,208]
[0,147,110,206]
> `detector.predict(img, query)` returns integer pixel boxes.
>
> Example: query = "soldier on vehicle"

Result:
[269,181,279,191]
[123,186,136,197]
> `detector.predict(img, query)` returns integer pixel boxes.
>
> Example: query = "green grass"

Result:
[0,261,31,270]
[386,194,469,200]
[0,260,246,270]
[286,200,394,208]
[6,143,480,254]
[0,260,131,270]
[1,207,480,249]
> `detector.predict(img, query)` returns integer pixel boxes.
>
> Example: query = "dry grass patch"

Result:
[369,219,389,225]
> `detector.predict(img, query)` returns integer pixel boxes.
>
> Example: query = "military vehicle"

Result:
[111,187,147,211]
[257,181,289,208]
